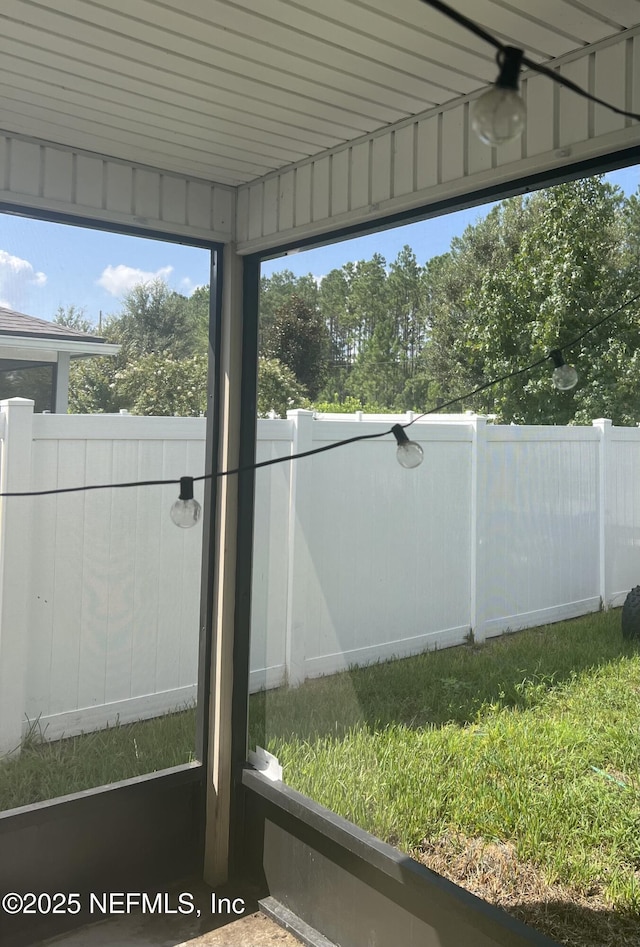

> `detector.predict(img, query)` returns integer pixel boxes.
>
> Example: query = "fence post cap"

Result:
[0,397,35,408]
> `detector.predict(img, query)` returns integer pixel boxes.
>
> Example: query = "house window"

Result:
[0,361,55,412]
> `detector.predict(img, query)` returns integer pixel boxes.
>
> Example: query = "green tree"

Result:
[114,353,208,416]
[67,355,127,414]
[260,271,319,354]
[263,294,329,399]
[318,267,353,399]
[420,197,531,412]
[111,278,198,358]
[187,284,211,351]
[423,178,638,424]
[53,304,96,334]
[347,316,405,408]
[257,357,309,417]
[67,279,209,414]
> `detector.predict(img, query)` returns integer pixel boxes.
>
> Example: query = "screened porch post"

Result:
[203,243,245,885]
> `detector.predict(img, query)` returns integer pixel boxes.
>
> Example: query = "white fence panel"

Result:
[477,426,601,638]
[25,415,206,740]
[2,403,640,755]
[286,414,473,683]
[250,420,292,691]
[604,425,640,606]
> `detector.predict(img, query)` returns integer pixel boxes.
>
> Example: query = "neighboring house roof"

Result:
[0,307,120,362]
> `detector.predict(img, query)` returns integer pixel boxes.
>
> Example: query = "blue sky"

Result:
[0,165,638,326]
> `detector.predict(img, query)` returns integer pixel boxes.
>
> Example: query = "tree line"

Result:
[62,175,640,425]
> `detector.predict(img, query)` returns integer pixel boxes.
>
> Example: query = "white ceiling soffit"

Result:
[0,0,639,189]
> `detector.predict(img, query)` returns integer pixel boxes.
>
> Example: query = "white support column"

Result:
[593,418,612,609]
[284,409,314,687]
[0,398,34,757]
[54,352,71,413]
[203,246,243,886]
[469,416,487,642]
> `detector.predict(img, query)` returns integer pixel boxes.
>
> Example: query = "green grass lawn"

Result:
[0,702,197,811]
[1,609,639,946]
[252,610,640,946]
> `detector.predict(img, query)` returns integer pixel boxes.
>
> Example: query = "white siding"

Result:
[0,134,234,244]
[236,30,640,253]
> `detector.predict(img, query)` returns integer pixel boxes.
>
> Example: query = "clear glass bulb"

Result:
[471,86,527,146]
[552,363,579,391]
[170,476,201,528]
[396,441,424,469]
[170,497,202,528]
[391,423,424,469]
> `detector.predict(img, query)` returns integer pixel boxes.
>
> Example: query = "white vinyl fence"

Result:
[0,400,638,754]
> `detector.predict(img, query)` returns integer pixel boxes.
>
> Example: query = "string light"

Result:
[0,292,639,518]
[170,476,202,528]
[418,0,640,145]
[392,424,424,468]
[471,47,526,146]
[549,350,579,391]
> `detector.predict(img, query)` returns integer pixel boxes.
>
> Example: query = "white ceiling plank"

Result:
[499,0,626,43]
[551,0,640,30]
[88,0,480,99]
[0,105,247,185]
[0,45,342,152]
[0,89,278,178]
[350,0,526,60]
[0,5,395,130]
[360,0,578,58]
[0,29,371,144]
[0,0,638,238]
[0,53,324,162]
[24,0,449,115]
[291,0,498,81]
[0,72,312,169]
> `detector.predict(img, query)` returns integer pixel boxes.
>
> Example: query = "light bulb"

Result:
[391,424,424,469]
[170,476,202,528]
[471,46,526,146]
[549,350,578,391]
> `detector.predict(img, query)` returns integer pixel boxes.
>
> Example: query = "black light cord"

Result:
[1,289,639,499]
[418,0,640,123]
[406,287,640,428]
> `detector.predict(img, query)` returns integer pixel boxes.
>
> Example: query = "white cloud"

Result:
[0,250,47,309]
[179,277,205,297]
[97,264,173,297]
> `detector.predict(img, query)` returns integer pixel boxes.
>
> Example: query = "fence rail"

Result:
[0,401,638,754]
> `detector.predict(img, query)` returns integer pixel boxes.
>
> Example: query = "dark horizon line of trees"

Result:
[49,174,640,426]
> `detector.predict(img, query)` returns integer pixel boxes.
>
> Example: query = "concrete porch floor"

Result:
[30,886,304,947]
[34,911,302,947]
